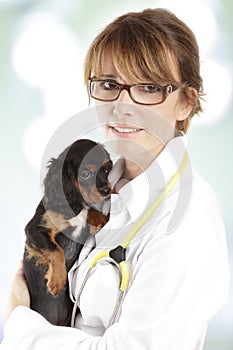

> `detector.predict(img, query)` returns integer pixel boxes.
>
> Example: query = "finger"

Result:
[15,260,24,275]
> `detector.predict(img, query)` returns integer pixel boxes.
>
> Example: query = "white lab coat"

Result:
[0,135,230,350]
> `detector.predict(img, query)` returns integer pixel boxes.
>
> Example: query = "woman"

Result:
[1,8,230,350]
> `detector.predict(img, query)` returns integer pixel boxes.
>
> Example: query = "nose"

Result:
[113,90,136,118]
[117,89,133,103]
[99,186,111,197]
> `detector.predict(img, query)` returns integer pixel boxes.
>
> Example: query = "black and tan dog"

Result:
[23,139,112,326]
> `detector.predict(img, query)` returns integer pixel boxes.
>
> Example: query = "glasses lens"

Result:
[130,85,164,104]
[91,80,120,101]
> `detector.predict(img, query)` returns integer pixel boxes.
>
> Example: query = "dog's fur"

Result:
[23,139,112,326]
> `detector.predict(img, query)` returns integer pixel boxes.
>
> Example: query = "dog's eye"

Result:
[80,170,92,180]
[103,164,112,174]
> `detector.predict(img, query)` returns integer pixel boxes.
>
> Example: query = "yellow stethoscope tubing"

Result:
[89,252,128,291]
[88,151,189,291]
[90,251,110,268]
[119,261,128,291]
[121,150,188,248]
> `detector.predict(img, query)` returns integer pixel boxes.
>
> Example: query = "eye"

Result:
[137,84,161,93]
[100,80,119,91]
[103,162,113,174]
[103,166,110,174]
[80,170,92,180]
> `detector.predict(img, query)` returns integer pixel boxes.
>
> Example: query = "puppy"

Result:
[23,139,112,326]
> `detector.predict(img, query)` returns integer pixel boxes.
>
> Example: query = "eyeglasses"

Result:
[88,79,179,105]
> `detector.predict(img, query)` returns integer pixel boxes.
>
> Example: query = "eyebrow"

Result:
[100,74,118,80]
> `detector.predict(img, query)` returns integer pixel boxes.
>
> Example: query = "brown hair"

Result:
[84,8,204,133]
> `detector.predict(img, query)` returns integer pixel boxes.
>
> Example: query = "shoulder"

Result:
[161,167,228,260]
[191,168,219,203]
[188,168,224,229]
[143,165,226,250]
[137,168,228,266]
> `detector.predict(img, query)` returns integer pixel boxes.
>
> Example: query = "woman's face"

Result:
[95,50,191,162]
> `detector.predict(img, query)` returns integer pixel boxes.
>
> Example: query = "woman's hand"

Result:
[5,261,30,320]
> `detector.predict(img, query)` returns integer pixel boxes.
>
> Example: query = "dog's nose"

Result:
[99,187,111,196]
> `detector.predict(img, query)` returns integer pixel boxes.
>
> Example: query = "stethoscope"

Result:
[71,151,189,328]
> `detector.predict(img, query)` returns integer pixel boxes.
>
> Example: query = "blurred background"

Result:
[0,0,232,348]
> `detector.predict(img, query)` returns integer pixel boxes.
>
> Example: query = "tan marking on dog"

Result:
[78,183,110,204]
[45,249,67,296]
[87,208,109,235]
[25,211,68,296]
[85,164,97,172]
[74,178,79,191]
[40,210,70,233]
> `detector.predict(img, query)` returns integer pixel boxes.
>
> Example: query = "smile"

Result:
[109,125,143,137]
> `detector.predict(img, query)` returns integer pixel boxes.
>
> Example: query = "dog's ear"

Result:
[62,159,83,210]
[43,157,65,207]
[43,155,83,217]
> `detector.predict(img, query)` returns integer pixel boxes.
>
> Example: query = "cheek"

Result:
[148,89,183,122]
[149,104,174,123]
[162,95,185,123]
[96,102,114,124]
[75,180,101,204]
[95,104,114,140]
[137,107,176,143]
[78,184,103,204]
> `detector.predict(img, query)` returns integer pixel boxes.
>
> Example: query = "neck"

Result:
[123,143,165,181]
[123,161,144,181]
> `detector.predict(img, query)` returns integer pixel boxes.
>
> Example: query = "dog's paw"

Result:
[47,273,67,296]
[46,264,67,296]
[89,224,102,235]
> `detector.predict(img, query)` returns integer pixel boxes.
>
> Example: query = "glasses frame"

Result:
[88,78,179,106]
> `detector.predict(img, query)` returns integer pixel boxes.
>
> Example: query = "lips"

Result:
[109,125,143,138]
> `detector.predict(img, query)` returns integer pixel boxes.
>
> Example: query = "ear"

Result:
[43,158,65,207]
[62,160,83,213]
[62,160,77,200]
[176,87,198,121]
